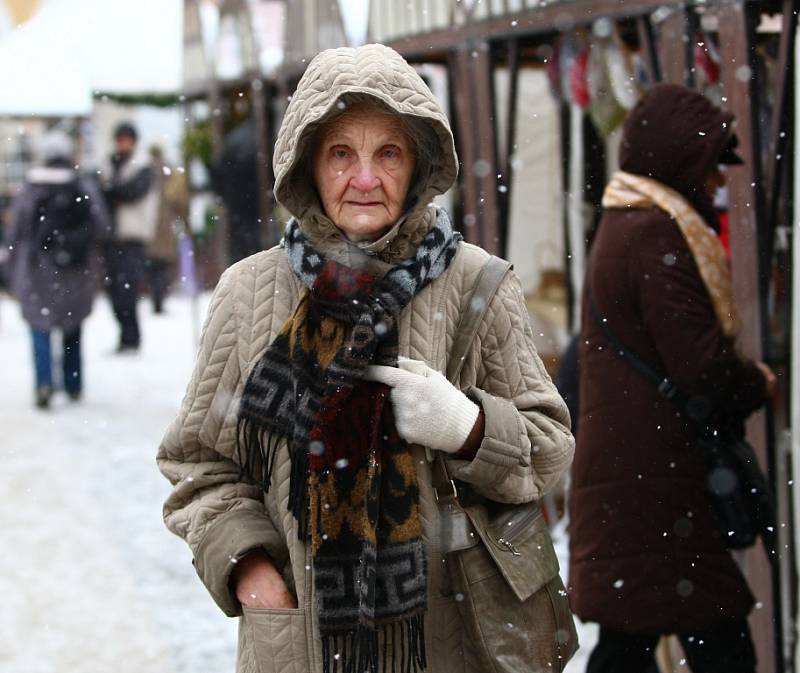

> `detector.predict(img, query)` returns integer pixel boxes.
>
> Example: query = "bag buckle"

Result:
[434,479,458,503]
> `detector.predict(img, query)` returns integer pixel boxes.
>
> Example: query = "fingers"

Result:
[240,585,297,609]
[233,551,297,610]
[260,586,297,609]
[362,364,411,386]
[396,358,432,377]
[755,361,777,398]
[276,588,298,609]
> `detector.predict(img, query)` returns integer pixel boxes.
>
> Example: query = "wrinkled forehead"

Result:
[314,103,412,147]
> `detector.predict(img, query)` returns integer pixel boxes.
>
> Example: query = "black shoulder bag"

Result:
[36,180,93,268]
[588,290,777,559]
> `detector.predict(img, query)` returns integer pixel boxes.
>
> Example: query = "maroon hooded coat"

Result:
[568,84,768,634]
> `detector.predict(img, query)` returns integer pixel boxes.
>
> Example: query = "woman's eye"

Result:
[332,148,350,160]
[381,146,401,159]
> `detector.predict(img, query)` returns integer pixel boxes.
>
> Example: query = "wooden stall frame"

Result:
[380,3,790,672]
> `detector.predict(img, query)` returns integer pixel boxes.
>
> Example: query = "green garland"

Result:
[183,119,213,167]
[93,92,182,108]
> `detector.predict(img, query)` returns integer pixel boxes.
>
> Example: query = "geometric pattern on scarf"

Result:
[602,170,740,337]
[236,209,461,673]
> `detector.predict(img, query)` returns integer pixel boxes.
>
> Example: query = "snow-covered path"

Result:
[0,289,595,673]
[0,292,236,673]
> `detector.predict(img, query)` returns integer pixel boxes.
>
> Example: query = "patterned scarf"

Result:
[602,170,740,337]
[237,210,461,673]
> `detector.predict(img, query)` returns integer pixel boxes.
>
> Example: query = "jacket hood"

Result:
[619,83,734,228]
[273,44,458,228]
[26,165,76,186]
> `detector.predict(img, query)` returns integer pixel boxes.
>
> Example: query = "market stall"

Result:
[366,2,797,671]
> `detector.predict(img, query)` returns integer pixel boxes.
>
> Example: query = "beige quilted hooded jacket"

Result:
[158,44,574,673]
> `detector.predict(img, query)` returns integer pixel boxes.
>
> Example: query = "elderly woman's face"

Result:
[313,108,415,242]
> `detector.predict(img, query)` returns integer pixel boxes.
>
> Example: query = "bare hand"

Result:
[231,551,297,609]
[755,361,777,398]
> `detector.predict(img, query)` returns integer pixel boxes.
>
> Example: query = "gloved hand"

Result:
[363,358,480,453]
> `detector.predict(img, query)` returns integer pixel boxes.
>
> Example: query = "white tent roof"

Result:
[0,0,182,117]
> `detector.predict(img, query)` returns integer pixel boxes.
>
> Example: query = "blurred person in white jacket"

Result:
[102,121,158,352]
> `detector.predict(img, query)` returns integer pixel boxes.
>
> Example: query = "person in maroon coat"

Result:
[568,83,776,673]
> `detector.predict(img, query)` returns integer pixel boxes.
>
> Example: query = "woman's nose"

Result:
[351,162,380,193]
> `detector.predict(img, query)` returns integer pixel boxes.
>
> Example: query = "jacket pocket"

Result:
[241,606,309,673]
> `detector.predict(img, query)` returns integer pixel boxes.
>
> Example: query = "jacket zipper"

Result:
[497,537,522,555]
[493,507,542,554]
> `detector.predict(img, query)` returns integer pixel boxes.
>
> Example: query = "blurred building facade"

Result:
[0,0,183,227]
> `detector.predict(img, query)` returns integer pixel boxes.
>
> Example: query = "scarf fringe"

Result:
[236,416,310,539]
[289,443,309,539]
[321,616,426,673]
[236,417,281,490]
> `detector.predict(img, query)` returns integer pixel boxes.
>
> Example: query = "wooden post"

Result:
[499,38,520,258]
[658,7,689,85]
[450,48,481,246]
[469,41,501,256]
[449,34,501,256]
[559,102,575,331]
[718,4,776,673]
[685,8,700,89]
[764,0,798,255]
[637,14,662,83]
[792,16,800,669]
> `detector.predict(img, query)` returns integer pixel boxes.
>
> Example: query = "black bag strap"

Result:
[588,287,778,559]
[434,255,512,499]
[587,287,690,410]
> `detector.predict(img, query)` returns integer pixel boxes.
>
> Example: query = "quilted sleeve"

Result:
[157,267,287,617]
[447,271,574,504]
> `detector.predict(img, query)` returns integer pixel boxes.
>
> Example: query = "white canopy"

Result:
[0,0,182,117]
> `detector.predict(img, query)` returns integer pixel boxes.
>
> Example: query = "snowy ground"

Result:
[0,289,595,673]
[555,519,598,672]
[0,291,237,673]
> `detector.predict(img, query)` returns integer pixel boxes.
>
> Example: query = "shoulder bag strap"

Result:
[434,255,511,496]
[586,286,688,407]
[446,255,513,384]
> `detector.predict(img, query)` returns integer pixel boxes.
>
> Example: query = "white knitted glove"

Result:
[363,358,480,453]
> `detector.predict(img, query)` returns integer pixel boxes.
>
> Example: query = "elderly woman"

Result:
[158,44,573,673]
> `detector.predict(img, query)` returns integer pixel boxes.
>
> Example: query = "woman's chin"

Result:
[336,217,393,242]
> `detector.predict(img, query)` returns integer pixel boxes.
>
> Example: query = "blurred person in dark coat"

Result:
[103,121,157,352]
[568,83,776,673]
[211,118,262,263]
[7,130,111,408]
